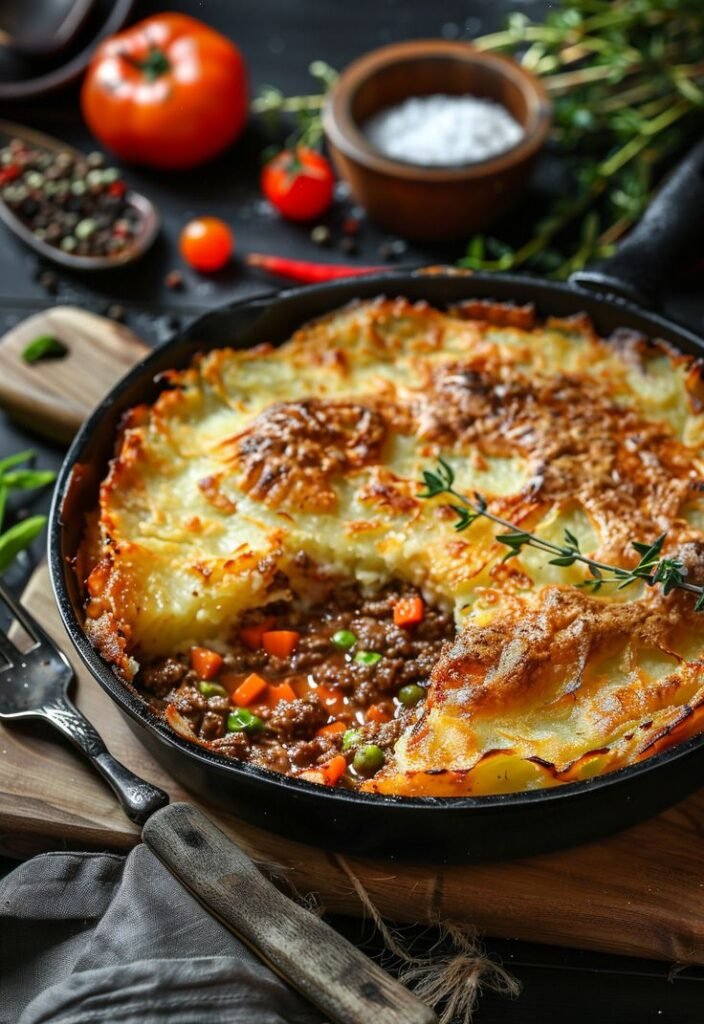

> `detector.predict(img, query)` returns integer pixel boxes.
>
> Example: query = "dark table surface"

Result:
[2,1,704,1021]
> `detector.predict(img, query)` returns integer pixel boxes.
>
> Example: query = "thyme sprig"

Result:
[420,459,704,611]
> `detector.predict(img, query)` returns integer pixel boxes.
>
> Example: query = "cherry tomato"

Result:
[261,148,335,222]
[179,217,234,272]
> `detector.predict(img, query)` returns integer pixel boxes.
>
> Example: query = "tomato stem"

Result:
[130,47,170,82]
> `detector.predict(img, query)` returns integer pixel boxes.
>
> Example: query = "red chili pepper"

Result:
[246,252,385,284]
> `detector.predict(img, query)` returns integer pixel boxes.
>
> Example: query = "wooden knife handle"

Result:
[143,802,436,1024]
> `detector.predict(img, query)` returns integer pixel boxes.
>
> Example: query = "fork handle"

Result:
[43,697,169,824]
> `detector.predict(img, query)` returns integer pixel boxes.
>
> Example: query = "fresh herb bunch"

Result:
[0,450,56,573]
[420,459,704,610]
[462,0,704,278]
[252,1,704,276]
[252,60,338,152]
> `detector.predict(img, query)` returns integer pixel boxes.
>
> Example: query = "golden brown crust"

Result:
[226,398,388,513]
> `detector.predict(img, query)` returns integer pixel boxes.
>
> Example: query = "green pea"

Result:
[353,744,385,776]
[342,728,362,751]
[398,684,426,707]
[354,650,382,666]
[198,680,228,699]
[227,708,264,736]
[331,629,356,650]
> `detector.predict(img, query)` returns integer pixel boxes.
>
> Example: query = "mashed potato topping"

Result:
[80,296,704,795]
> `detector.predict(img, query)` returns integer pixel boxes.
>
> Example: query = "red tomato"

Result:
[81,13,248,169]
[179,217,234,272]
[261,148,335,222]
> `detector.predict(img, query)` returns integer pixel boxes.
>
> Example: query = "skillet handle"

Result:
[571,137,704,307]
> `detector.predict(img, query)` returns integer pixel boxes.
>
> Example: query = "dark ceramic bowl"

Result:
[322,39,551,242]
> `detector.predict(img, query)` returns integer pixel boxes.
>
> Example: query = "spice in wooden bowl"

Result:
[0,138,140,259]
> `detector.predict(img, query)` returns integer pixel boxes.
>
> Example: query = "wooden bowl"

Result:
[323,40,551,243]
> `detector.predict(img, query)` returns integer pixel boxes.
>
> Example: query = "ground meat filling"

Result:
[136,583,453,787]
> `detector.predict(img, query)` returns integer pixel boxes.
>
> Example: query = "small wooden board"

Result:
[1,562,704,965]
[0,305,148,443]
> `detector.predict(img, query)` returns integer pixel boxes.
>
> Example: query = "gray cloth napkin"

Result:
[0,845,326,1024]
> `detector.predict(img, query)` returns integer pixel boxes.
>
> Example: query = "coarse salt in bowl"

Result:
[363,94,525,167]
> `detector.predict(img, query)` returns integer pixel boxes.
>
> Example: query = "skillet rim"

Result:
[48,270,704,816]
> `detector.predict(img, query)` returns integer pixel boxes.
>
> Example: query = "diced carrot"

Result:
[317,720,347,737]
[233,672,268,707]
[262,630,300,658]
[190,646,224,680]
[315,685,345,713]
[366,703,392,724]
[393,595,425,628]
[269,681,297,705]
[320,754,347,786]
[239,616,275,651]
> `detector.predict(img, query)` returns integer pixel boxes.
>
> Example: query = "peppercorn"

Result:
[105,304,126,322]
[0,136,141,262]
[310,224,331,246]
[75,218,97,240]
[339,237,357,255]
[38,270,58,294]
[165,269,184,290]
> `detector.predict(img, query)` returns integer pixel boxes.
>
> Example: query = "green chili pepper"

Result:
[398,684,426,707]
[198,680,228,699]
[227,708,264,736]
[342,728,362,751]
[354,650,382,666]
[22,334,68,364]
[331,629,356,650]
[352,744,385,776]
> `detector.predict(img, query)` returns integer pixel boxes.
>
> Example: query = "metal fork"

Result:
[0,578,168,824]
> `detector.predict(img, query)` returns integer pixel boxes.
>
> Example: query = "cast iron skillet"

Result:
[50,140,704,863]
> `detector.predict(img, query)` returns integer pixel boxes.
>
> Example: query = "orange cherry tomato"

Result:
[261,148,335,222]
[180,217,234,272]
[81,13,248,169]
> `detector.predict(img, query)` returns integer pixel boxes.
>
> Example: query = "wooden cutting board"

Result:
[0,305,148,443]
[2,307,704,965]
